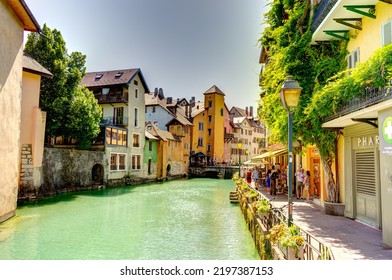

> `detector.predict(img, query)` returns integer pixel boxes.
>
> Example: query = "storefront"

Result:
[343,123,381,229]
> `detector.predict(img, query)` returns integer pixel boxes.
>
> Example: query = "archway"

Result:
[92,163,104,183]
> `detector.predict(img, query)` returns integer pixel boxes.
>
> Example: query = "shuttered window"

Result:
[382,20,392,46]
[355,151,376,196]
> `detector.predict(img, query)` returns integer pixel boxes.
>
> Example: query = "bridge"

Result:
[189,165,239,179]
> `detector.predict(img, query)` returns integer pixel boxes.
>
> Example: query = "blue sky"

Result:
[25,0,268,110]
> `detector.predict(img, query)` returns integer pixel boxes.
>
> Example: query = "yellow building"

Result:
[0,0,40,222]
[191,85,226,163]
[20,55,52,194]
[311,0,392,245]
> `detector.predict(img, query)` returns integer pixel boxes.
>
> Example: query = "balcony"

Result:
[224,133,234,143]
[100,116,128,127]
[311,0,338,33]
[95,93,128,104]
[311,0,380,44]
[324,86,392,123]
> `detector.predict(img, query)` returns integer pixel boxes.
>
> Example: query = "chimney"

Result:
[158,88,164,100]
[154,88,158,97]
[167,97,172,104]
[245,107,248,116]
[250,106,253,117]
[190,96,196,107]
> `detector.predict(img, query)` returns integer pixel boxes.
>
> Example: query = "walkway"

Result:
[255,184,392,260]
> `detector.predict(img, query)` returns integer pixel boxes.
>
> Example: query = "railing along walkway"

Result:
[245,181,335,260]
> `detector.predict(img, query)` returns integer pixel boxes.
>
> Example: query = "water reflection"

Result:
[0,178,259,260]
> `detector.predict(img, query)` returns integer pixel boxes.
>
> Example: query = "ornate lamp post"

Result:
[237,141,242,175]
[280,76,302,227]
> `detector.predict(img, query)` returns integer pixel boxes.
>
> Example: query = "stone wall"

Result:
[39,147,106,196]
[20,144,34,189]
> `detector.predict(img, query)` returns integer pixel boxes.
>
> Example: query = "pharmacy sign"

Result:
[380,114,392,155]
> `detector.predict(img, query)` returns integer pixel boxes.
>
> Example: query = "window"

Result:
[110,153,126,171]
[115,72,123,79]
[208,100,212,108]
[106,127,127,146]
[207,144,211,153]
[134,80,139,86]
[198,122,204,131]
[134,108,139,127]
[132,155,141,170]
[208,129,212,136]
[133,133,140,147]
[102,88,110,95]
[135,88,139,98]
[208,115,212,123]
[198,137,203,147]
[382,20,392,46]
[220,108,223,116]
[95,74,103,80]
[152,106,156,113]
[347,48,360,69]
[113,107,124,125]
[149,141,153,151]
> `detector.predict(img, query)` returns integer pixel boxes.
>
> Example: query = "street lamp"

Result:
[237,141,242,175]
[280,76,302,227]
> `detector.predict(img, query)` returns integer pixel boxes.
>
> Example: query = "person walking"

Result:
[246,169,252,184]
[303,170,311,202]
[295,168,305,199]
[270,165,278,196]
[265,169,271,194]
[252,167,259,189]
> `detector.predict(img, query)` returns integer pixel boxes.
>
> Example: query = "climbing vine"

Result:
[258,0,348,202]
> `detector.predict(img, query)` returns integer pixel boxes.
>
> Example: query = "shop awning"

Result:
[250,148,288,162]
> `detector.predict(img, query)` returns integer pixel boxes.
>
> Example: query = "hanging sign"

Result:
[379,112,392,155]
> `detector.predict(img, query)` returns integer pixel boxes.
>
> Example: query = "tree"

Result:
[258,0,348,202]
[24,24,101,148]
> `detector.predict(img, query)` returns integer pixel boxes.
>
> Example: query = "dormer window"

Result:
[115,72,123,79]
[95,74,103,80]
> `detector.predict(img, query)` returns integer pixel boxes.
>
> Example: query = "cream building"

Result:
[0,0,40,222]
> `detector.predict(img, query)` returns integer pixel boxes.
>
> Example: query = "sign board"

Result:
[379,111,392,155]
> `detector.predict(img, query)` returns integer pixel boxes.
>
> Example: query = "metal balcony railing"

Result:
[95,93,128,104]
[325,87,392,122]
[100,116,129,126]
[311,0,338,32]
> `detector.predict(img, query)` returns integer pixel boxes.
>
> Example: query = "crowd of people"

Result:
[241,164,312,203]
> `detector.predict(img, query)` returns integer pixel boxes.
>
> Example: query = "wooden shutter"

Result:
[355,151,376,196]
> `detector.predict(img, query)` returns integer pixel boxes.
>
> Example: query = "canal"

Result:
[0,178,259,260]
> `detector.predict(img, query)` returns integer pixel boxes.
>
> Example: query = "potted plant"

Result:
[253,198,270,218]
[247,189,259,202]
[280,225,305,260]
[267,223,305,260]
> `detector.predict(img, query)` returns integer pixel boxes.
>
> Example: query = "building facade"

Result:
[82,68,149,183]
[311,0,392,245]
[20,55,53,194]
[0,0,40,222]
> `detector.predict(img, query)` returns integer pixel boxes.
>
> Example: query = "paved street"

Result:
[258,186,392,260]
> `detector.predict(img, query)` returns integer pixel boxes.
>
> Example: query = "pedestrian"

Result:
[295,168,305,199]
[252,167,259,189]
[265,169,271,194]
[270,165,278,196]
[246,169,252,184]
[303,170,311,202]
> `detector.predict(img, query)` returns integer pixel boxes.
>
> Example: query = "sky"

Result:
[24,0,269,110]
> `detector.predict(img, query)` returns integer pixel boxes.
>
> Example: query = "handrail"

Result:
[241,180,335,260]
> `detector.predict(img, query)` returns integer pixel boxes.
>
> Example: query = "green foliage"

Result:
[24,24,101,148]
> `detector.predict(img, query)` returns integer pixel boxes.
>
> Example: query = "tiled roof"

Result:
[204,85,225,96]
[23,54,52,78]
[82,68,150,92]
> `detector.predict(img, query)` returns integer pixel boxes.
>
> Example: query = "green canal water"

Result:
[0,178,259,260]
